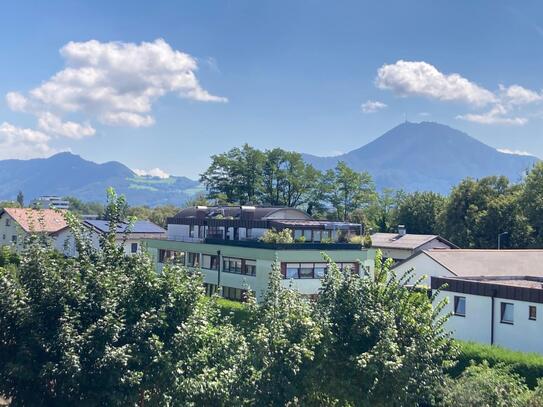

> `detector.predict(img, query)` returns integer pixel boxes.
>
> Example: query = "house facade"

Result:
[0,208,67,253]
[55,219,166,257]
[432,275,543,354]
[145,206,372,301]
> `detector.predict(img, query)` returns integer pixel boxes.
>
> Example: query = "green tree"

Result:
[245,262,322,405]
[324,161,375,221]
[16,191,24,208]
[63,196,104,216]
[522,162,543,245]
[310,251,455,405]
[442,362,532,407]
[442,176,533,248]
[0,191,250,406]
[396,191,446,234]
[200,144,265,204]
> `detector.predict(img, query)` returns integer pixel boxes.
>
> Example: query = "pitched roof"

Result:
[370,233,456,250]
[83,219,166,234]
[1,208,68,233]
[422,249,543,277]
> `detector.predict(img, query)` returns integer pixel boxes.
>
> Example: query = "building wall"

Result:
[392,253,453,286]
[146,238,371,301]
[435,290,543,354]
[0,212,27,253]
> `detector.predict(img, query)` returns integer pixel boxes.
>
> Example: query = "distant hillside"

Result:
[0,152,202,206]
[303,122,539,194]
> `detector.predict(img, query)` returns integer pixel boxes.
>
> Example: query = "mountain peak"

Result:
[303,122,538,194]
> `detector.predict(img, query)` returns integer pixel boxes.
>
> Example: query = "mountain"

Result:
[302,122,539,194]
[0,152,202,206]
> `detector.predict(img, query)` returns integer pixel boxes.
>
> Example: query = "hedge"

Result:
[452,341,543,388]
[216,298,251,327]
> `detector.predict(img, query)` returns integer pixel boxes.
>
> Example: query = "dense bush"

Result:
[259,228,294,243]
[452,341,543,388]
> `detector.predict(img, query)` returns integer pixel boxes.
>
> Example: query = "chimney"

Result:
[398,225,406,236]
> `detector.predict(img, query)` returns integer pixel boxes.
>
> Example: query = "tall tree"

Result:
[522,161,543,245]
[200,144,265,204]
[16,191,24,208]
[396,191,446,235]
[310,252,455,405]
[324,161,375,221]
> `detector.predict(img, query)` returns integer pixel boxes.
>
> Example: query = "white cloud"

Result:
[457,104,527,126]
[376,60,496,107]
[37,112,95,139]
[4,38,226,147]
[0,122,55,159]
[361,100,387,113]
[133,167,170,179]
[500,84,542,105]
[6,92,29,112]
[497,148,534,156]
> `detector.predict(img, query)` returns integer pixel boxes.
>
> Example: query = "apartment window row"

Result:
[282,262,359,279]
[221,286,248,301]
[453,295,538,324]
[223,257,256,276]
[293,229,335,242]
[158,249,186,264]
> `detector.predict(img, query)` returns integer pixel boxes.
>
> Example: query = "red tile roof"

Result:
[1,208,68,233]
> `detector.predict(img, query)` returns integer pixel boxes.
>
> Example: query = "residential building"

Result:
[432,275,543,354]
[55,219,166,257]
[0,208,67,253]
[145,206,372,301]
[392,249,543,287]
[30,195,70,210]
[370,225,456,263]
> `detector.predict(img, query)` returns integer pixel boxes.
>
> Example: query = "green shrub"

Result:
[348,235,363,244]
[259,228,294,244]
[452,341,543,388]
[294,235,306,243]
[216,297,251,327]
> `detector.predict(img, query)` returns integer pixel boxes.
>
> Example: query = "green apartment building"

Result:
[145,206,373,301]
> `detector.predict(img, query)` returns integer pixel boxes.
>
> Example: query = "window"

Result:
[131,243,138,253]
[529,305,537,321]
[243,260,256,276]
[223,257,242,274]
[282,262,356,279]
[159,250,186,264]
[11,235,17,243]
[246,228,253,239]
[189,225,196,238]
[5,218,11,227]
[501,302,514,324]
[221,286,247,301]
[187,252,199,267]
[299,266,314,279]
[2,234,5,240]
[453,296,466,316]
[202,254,220,270]
[286,266,299,279]
[314,263,327,279]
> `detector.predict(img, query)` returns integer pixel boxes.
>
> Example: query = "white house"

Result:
[392,249,543,287]
[55,219,167,257]
[0,208,68,253]
[432,275,543,354]
[371,226,456,263]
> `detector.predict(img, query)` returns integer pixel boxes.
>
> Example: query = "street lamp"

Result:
[497,232,508,250]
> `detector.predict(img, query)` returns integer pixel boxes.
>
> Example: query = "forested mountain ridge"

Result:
[0,152,201,206]
[302,121,539,194]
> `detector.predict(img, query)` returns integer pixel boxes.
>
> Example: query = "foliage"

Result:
[244,262,322,406]
[522,161,543,243]
[259,228,295,244]
[0,246,20,267]
[323,161,375,222]
[441,362,532,406]
[396,191,446,234]
[16,191,24,208]
[452,341,543,388]
[0,201,21,209]
[126,204,180,228]
[0,190,251,406]
[309,250,456,406]
[363,233,372,248]
[64,196,104,215]
[364,188,404,232]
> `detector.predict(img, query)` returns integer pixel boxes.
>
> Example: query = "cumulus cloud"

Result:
[457,105,527,126]
[375,60,543,126]
[361,100,387,113]
[376,60,496,107]
[4,38,226,147]
[37,112,95,139]
[0,122,55,159]
[497,148,534,156]
[500,84,542,105]
[133,167,170,179]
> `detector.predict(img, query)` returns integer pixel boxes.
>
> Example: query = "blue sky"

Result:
[1,1,543,178]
